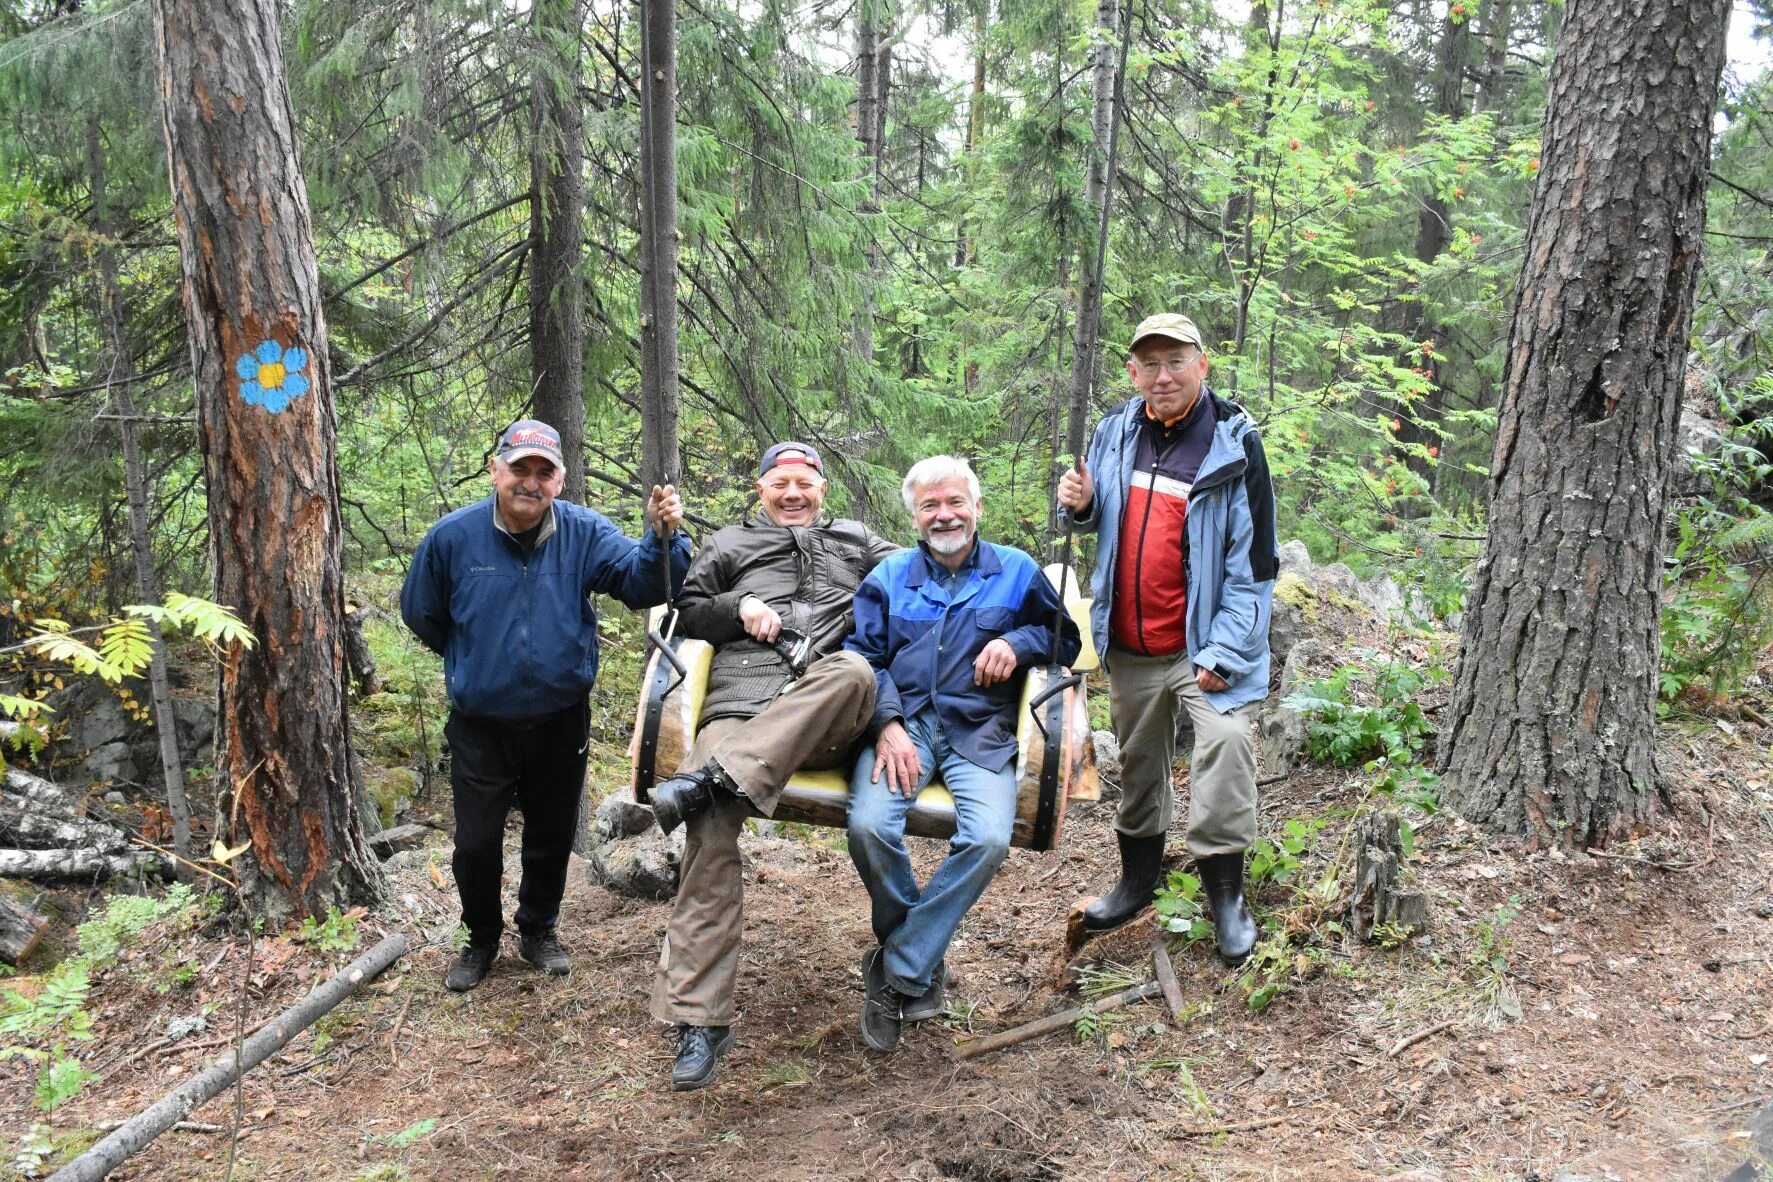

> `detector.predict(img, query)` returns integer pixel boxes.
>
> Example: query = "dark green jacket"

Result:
[677,511,899,724]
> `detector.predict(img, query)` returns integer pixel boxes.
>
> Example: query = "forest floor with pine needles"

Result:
[6,659,1773,1181]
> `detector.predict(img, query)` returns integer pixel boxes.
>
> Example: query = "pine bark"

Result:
[1438,0,1730,845]
[152,0,383,916]
[529,0,587,505]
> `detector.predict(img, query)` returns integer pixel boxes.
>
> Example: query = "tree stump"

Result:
[0,892,48,964]
[1347,811,1429,942]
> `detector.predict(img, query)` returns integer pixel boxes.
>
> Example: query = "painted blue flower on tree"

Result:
[235,340,311,413]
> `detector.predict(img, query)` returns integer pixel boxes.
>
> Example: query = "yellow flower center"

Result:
[257,361,287,389]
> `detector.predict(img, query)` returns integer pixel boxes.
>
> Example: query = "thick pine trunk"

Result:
[152,0,383,916]
[529,0,587,506]
[1438,0,1730,846]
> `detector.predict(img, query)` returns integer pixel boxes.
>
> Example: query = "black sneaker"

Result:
[860,947,909,1053]
[445,942,498,992]
[901,960,949,1024]
[517,931,571,976]
[671,1024,735,1092]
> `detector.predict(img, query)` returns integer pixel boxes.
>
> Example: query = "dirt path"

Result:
[11,727,1773,1182]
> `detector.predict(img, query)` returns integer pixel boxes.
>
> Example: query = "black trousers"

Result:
[445,703,589,946]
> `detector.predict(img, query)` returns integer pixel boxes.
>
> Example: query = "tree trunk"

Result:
[529,0,587,506]
[1473,0,1514,116]
[86,113,194,878]
[1062,0,1129,466]
[637,0,681,492]
[1437,0,1731,846]
[1391,6,1470,490]
[152,0,384,917]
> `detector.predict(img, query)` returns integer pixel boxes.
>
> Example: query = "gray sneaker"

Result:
[901,960,949,1023]
[517,931,571,976]
[445,942,498,992]
[860,947,911,1053]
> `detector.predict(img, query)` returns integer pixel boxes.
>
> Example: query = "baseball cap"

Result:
[758,441,824,476]
[1129,313,1205,352]
[495,420,565,468]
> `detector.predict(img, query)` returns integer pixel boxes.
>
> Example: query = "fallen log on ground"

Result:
[4,767,79,813]
[0,847,165,880]
[0,797,130,851]
[954,979,1164,1061]
[49,931,409,1182]
[0,891,48,963]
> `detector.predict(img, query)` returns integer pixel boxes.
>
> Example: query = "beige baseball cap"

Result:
[1129,313,1204,352]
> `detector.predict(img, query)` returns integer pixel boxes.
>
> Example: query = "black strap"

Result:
[634,640,678,804]
[1031,665,1069,852]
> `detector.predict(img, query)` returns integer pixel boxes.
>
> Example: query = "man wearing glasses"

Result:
[1056,313,1279,966]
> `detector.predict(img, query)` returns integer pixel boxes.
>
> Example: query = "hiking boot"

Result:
[1197,851,1258,966]
[670,1024,735,1092]
[445,941,498,992]
[517,931,571,976]
[1082,832,1166,932]
[901,960,949,1024]
[651,764,737,835]
[860,946,910,1053]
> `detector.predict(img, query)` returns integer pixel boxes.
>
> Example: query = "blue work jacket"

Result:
[400,496,691,720]
[1074,390,1279,713]
[845,540,1081,773]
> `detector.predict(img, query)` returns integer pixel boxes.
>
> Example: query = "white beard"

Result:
[924,523,975,556]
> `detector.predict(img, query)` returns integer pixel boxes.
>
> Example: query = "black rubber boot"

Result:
[1082,832,1167,933]
[651,764,737,835]
[1197,851,1258,966]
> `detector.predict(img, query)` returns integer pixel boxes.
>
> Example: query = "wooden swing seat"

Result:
[629,565,1099,852]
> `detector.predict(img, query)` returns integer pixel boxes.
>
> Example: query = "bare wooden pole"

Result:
[953,980,1161,1061]
[49,933,408,1182]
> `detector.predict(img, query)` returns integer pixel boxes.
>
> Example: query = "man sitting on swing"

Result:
[647,441,899,1091]
[844,456,1081,1054]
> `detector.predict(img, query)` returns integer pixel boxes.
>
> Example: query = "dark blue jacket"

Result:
[845,541,1081,773]
[400,497,691,719]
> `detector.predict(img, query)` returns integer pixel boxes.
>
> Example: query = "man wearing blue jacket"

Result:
[845,456,1081,1053]
[401,419,689,992]
[1057,313,1278,965]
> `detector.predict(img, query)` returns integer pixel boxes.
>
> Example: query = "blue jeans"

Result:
[847,710,1016,996]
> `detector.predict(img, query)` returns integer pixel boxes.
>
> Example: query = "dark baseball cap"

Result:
[758,441,823,476]
[495,419,564,468]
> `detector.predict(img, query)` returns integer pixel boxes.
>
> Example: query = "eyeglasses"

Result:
[1135,354,1200,377]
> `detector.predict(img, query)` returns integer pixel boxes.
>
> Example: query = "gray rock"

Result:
[1092,729,1120,785]
[1672,408,1729,498]
[1259,638,1329,777]
[82,741,138,786]
[76,699,131,752]
[593,788,660,842]
[1278,539,1313,579]
[1355,574,1406,623]
[584,828,684,899]
[1316,562,1360,604]
[103,791,127,805]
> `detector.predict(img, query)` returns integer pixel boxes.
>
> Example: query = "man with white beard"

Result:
[842,455,1081,1054]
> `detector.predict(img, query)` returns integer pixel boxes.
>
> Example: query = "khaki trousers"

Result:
[649,651,875,1026]
[1107,645,1261,858]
